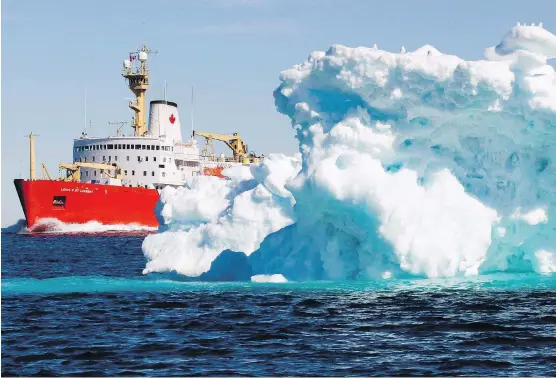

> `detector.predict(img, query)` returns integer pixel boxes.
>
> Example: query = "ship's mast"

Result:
[122,44,156,137]
[25,133,37,180]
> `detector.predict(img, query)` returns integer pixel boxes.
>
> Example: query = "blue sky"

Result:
[2,0,555,226]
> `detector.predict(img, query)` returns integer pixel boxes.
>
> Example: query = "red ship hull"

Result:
[14,179,159,230]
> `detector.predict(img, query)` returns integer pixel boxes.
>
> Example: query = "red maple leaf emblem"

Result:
[169,113,176,124]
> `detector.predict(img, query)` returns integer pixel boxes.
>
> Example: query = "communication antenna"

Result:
[109,121,128,137]
[164,80,167,102]
[84,89,87,134]
[191,86,194,138]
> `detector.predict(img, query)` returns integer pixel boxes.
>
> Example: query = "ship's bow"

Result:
[14,179,30,227]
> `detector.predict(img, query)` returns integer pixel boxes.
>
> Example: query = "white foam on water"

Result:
[20,218,157,234]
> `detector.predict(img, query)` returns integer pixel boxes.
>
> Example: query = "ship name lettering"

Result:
[61,188,93,194]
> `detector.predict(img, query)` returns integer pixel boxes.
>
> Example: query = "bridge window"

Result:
[118,144,122,149]
[147,145,151,150]
[126,144,130,149]
[159,164,165,168]
[156,146,160,150]
[135,144,141,149]
[108,144,113,150]
[142,145,146,150]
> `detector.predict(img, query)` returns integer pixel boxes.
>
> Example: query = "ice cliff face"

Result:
[142,24,556,279]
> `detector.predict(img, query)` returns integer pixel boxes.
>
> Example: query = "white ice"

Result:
[143,23,556,279]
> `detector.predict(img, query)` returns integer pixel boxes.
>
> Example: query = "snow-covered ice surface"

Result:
[142,24,556,279]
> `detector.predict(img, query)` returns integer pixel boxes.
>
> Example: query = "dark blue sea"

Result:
[2,232,556,376]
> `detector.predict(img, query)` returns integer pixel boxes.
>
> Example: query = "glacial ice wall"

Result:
[142,24,556,279]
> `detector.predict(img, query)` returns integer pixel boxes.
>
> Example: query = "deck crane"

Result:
[58,162,123,182]
[193,131,254,162]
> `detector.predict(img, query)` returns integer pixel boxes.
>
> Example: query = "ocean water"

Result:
[2,232,556,376]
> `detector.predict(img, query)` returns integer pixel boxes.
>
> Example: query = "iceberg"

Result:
[143,24,556,279]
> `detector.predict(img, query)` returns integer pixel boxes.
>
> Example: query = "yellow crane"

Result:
[58,162,123,182]
[193,131,249,161]
[41,163,52,180]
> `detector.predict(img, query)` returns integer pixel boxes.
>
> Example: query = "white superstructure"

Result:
[70,44,262,189]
